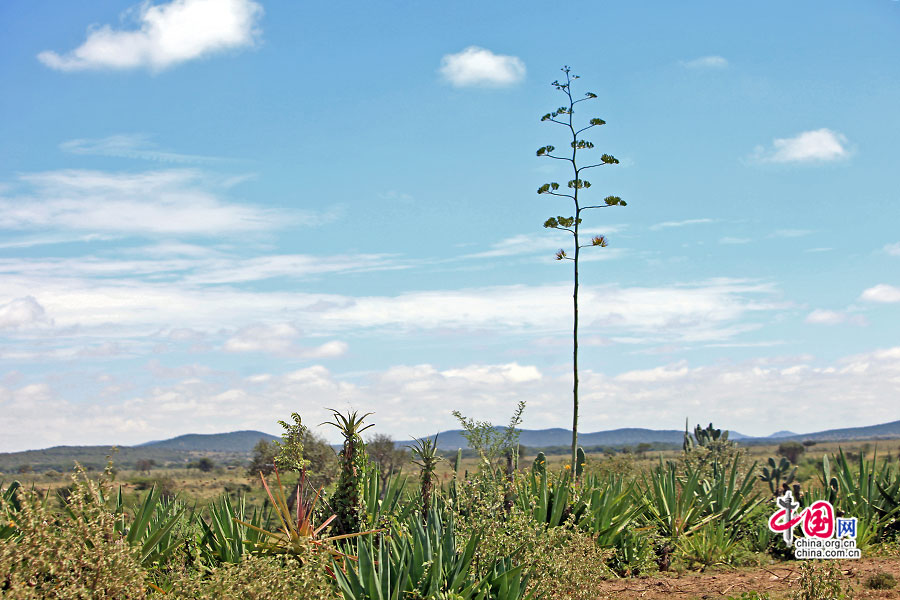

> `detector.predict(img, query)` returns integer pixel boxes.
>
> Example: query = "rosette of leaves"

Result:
[324,409,374,536]
[410,435,443,519]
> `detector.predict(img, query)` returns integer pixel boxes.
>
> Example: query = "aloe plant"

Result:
[237,468,378,559]
[325,409,374,536]
[410,435,443,520]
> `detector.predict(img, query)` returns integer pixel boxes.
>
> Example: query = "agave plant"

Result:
[641,460,715,541]
[821,448,900,547]
[333,509,535,600]
[694,457,762,532]
[516,466,573,528]
[110,484,190,568]
[198,492,268,565]
[0,480,24,540]
[362,466,413,529]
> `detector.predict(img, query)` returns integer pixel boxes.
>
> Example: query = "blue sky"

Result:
[1,0,898,451]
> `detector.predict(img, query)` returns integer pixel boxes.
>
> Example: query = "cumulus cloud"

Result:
[883,243,900,257]
[439,46,525,87]
[38,0,263,72]
[861,284,900,303]
[805,309,867,326]
[751,129,850,163]
[0,296,52,330]
[4,347,900,451]
[0,169,293,235]
[223,323,348,358]
[679,55,728,69]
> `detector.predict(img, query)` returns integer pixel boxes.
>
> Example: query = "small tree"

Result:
[247,439,277,478]
[537,66,626,471]
[777,441,806,464]
[451,400,525,472]
[366,433,408,490]
[135,459,155,474]
[196,457,215,472]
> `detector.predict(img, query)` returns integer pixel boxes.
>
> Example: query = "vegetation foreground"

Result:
[2,410,900,599]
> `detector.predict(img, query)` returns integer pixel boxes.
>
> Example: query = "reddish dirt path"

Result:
[591,558,900,599]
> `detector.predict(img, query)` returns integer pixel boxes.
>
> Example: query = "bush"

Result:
[865,571,896,590]
[0,470,147,598]
[791,560,855,600]
[168,554,339,599]
[453,471,613,599]
[777,442,806,464]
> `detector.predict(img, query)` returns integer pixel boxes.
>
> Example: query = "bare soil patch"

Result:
[591,558,900,600]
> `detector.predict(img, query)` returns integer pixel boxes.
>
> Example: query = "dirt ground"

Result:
[591,558,900,599]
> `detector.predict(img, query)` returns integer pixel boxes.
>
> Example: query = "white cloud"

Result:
[4,347,900,451]
[38,0,263,72]
[439,46,525,87]
[680,56,728,69]
[883,243,900,257]
[0,296,52,330]
[650,218,714,231]
[805,309,867,326]
[0,259,780,352]
[752,129,850,163]
[60,134,219,164]
[719,237,751,245]
[0,169,295,235]
[860,284,900,303]
[223,322,348,358]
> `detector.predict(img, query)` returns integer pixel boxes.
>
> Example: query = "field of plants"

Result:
[2,411,900,599]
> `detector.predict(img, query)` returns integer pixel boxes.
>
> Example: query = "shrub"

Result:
[791,560,855,600]
[0,469,148,599]
[865,571,896,590]
[777,442,806,464]
[169,554,339,599]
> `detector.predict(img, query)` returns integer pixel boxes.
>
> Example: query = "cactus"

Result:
[453,448,462,479]
[533,451,547,475]
[683,420,732,452]
[759,456,797,496]
[575,447,586,479]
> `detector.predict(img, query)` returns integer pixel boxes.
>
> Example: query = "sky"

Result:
[1,0,899,452]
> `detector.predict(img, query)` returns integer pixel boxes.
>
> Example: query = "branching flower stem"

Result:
[537,66,626,472]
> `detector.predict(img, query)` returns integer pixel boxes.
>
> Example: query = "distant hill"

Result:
[774,420,900,443]
[769,430,799,438]
[138,430,278,453]
[404,426,685,452]
[5,420,900,474]
[0,430,277,473]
